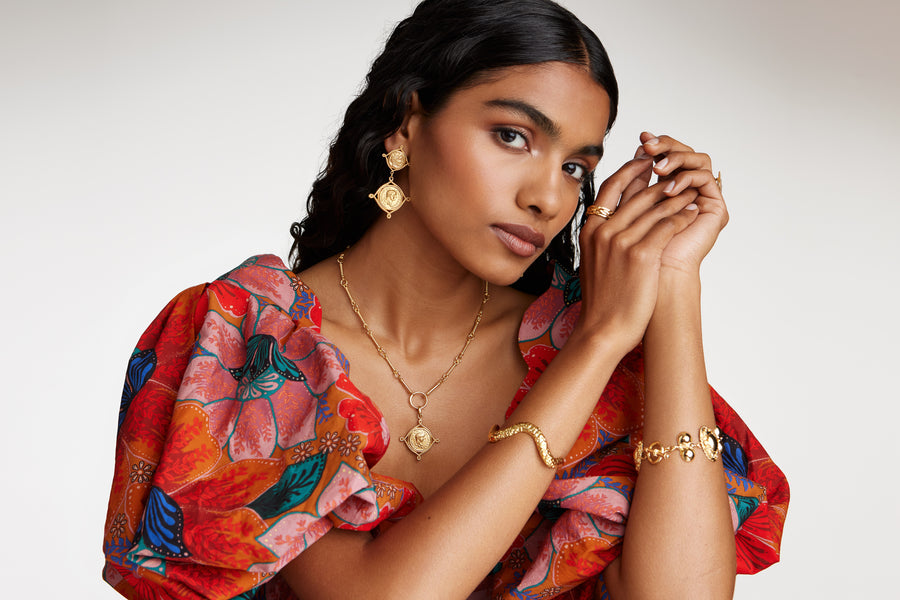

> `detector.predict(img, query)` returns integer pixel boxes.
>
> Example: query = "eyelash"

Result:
[492,127,591,183]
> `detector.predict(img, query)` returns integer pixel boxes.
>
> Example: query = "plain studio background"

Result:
[2,0,897,597]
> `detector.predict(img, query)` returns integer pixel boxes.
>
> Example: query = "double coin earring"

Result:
[369,146,410,218]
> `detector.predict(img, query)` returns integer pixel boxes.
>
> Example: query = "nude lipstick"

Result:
[491,223,545,258]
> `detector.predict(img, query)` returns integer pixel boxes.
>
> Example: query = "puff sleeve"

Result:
[485,266,789,600]
[101,256,413,600]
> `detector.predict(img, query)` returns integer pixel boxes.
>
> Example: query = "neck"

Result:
[336,212,488,356]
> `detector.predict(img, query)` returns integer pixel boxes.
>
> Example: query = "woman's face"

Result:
[394,61,611,285]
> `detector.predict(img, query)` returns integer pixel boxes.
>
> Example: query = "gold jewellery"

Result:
[585,205,615,220]
[369,146,411,218]
[633,426,723,472]
[337,252,490,460]
[714,171,723,192]
[488,422,564,469]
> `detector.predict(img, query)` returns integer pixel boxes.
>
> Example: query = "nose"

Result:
[516,164,567,220]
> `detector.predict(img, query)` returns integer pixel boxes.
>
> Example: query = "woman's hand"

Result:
[640,132,729,276]
[576,150,701,353]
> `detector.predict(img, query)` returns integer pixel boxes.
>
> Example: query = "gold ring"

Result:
[586,205,614,220]
[714,171,722,192]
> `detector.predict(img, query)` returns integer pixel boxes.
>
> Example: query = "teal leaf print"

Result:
[230,334,305,384]
[732,494,760,527]
[248,452,328,519]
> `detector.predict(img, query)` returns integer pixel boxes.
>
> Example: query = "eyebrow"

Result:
[484,98,605,159]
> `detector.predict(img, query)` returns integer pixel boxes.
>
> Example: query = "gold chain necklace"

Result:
[337,252,490,460]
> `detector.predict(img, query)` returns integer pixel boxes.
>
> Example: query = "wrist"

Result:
[657,268,701,300]
[567,319,638,364]
[648,271,702,336]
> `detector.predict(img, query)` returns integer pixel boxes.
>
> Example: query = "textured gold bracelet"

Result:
[633,426,723,472]
[488,422,564,469]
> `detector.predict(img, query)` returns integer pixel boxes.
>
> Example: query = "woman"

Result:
[102,1,788,598]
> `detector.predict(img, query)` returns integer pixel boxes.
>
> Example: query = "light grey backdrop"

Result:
[2,0,897,597]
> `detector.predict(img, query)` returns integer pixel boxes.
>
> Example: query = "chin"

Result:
[471,256,538,288]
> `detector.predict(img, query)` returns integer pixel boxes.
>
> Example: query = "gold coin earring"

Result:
[369,146,411,218]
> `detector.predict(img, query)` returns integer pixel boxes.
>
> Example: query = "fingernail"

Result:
[635,147,651,159]
[664,180,675,194]
[645,137,660,146]
[655,157,669,170]
[685,203,698,210]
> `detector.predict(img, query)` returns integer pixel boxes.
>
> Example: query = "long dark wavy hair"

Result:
[289,0,618,294]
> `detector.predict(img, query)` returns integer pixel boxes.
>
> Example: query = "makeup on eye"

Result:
[563,162,590,182]
[491,126,593,183]
[493,126,530,150]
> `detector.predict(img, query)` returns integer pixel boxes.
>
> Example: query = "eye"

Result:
[563,162,589,182]
[494,127,529,150]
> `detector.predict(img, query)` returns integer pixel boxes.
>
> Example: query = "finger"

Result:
[620,146,654,205]
[691,193,730,227]
[635,203,701,254]
[640,132,695,156]
[587,156,653,217]
[606,175,687,226]
[652,150,713,178]
[662,169,722,200]
[610,188,699,248]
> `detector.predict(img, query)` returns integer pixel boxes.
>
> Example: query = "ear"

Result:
[384,91,424,153]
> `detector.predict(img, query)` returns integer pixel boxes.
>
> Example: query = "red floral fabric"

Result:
[102,255,788,599]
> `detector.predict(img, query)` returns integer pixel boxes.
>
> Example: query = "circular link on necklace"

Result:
[336,252,489,461]
[408,391,428,410]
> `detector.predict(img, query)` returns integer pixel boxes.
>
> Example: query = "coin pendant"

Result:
[400,423,439,460]
[370,182,407,216]
[384,148,410,171]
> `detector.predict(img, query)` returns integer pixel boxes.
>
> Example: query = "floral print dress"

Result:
[102,255,789,599]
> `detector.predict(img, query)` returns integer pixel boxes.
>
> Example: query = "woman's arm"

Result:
[602,275,736,599]
[282,329,623,599]
[604,133,735,599]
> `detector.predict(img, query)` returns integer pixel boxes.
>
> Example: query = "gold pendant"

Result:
[400,422,439,460]
[369,181,407,217]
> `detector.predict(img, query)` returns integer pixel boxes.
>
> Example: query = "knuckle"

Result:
[628,244,653,264]
[658,216,678,231]
[578,226,595,244]
[596,225,615,245]
[610,232,630,254]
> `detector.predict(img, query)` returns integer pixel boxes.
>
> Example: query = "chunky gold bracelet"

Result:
[633,426,723,472]
[488,422,564,469]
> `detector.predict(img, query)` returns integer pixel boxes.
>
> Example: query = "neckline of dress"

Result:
[284,264,550,486]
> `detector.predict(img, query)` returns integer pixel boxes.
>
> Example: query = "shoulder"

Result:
[215,254,320,324]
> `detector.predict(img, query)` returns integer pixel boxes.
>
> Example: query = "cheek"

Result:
[551,195,581,236]
[411,128,513,213]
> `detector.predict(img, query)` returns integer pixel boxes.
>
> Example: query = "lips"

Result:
[491,223,546,258]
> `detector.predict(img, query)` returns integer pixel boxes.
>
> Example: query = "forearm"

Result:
[283,330,626,599]
[608,273,735,599]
